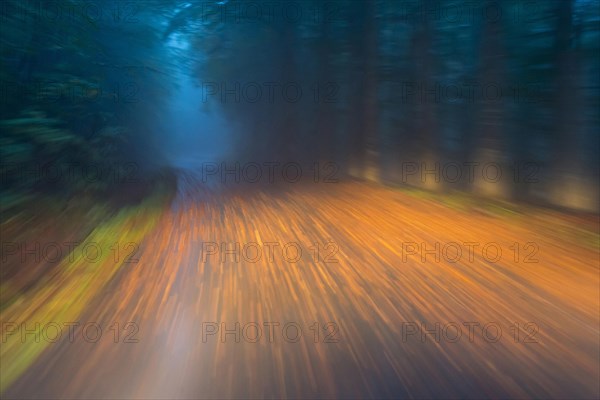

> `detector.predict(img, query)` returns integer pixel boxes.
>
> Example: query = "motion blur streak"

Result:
[1,0,599,398]
[2,173,598,399]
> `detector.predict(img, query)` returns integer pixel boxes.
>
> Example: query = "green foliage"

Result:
[0,0,178,208]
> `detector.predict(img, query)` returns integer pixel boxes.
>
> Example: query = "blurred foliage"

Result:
[1,0,598,212]
[0,0,178,210]
[0,179,171,391]
[163,0,599,210]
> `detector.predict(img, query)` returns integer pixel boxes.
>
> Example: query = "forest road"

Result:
[5,173,599,399]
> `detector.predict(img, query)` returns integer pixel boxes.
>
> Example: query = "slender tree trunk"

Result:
[362,0,379,182]
[405,0,439,190]
[316,12,335,165]
[549,0,594,211]
[472,10,508,198]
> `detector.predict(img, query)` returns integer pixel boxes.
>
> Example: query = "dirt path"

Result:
[3,176,599,399]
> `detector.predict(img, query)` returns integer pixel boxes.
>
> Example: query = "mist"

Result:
[1,1,599,399]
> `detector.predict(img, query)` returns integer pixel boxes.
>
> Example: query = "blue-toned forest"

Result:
[1,1,599,399]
